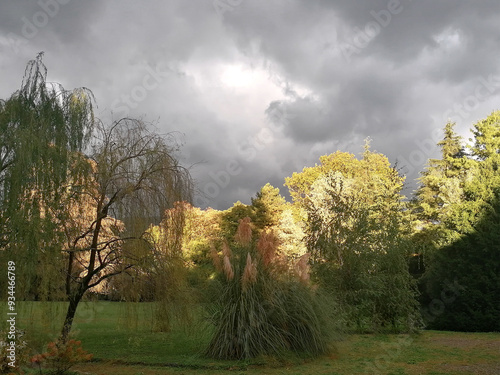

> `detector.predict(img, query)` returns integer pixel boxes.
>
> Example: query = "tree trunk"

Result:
[60,202,104,344]
[60,291,84,343]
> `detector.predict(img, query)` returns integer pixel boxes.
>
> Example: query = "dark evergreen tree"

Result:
[470,110,500,161]
[413,122,468,250]
[421,112,500,331]
[251,183,286,231]
[446,111,500,235]
[421,192,500,331]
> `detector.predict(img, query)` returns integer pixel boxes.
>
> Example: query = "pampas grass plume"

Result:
[242,252,258,290]
[223,255,234,281]
[257,229,279,267]
[235,217,252,245]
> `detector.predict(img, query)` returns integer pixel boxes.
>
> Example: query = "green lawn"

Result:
[2,302,499,374]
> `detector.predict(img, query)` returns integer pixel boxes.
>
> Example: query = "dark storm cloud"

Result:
[0,0,103,55]
[220,0,500,197]
[2,0,500,209]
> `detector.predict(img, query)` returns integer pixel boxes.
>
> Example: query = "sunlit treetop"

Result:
[284,140,405,208]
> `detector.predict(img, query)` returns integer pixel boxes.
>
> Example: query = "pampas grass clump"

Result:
[205,218,333,360]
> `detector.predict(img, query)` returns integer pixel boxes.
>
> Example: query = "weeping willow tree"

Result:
[145,201,193,332]
[59,119,193,342]
[0,54,193,343]
[0,52,95,301]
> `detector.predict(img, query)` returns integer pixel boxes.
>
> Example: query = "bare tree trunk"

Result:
[60,290,85,343]
[60,199,106,343]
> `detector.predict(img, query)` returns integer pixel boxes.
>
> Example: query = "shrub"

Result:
[31,339,92,375]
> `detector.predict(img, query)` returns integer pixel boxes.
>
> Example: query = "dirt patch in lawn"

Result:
[429,334,500,351]
[444,363,500,375]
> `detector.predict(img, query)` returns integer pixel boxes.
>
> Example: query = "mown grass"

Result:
[1,302,499,374]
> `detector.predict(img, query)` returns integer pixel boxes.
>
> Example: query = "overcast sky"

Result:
[2,0,500,209]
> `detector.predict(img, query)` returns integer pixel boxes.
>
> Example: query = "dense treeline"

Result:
[1,55,499,362]
[414,117,500,332]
